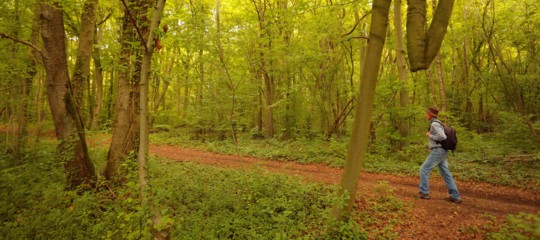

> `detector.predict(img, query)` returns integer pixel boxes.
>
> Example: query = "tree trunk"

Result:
[40,1,96,189]
[90,26,104,130]
[252,0,275,138]
[434,55,447,112]
[332,0,391,221]
[104,0,146,182]
[432,0,447,112]
[71,0,98,123]
[137,0,168,238]
[407,0,454,71]
[216,0,238,142]
[394,0,410,138]
[12,1,39,163]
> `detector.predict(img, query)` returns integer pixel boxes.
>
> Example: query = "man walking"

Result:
[419,107,462,203]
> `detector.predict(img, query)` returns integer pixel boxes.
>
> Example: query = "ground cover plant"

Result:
[0,141,415,239]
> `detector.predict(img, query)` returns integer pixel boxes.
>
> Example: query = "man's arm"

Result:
[429,122,447,141]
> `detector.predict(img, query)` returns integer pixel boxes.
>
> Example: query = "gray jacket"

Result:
[428,118,447,149]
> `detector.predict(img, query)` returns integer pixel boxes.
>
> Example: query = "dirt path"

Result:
[149,144,539,239]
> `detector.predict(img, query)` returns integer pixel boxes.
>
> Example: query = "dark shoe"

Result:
[419,192,431,199]
[447,197,462,204]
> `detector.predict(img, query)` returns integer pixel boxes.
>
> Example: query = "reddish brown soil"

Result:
[150,144,539,239]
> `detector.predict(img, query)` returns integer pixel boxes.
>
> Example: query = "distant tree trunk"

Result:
[252,0,275,138]
[434,55,447,112]
[12,1,39,163]
[427,66,439,105]
[394,0,410,138]
[432,0,447,112]
[332,0,391,221]
[216,0,238,142]
[407,0,454,71]
[40,1,96,189]
[90,26,104,130]
[71,0,98,123]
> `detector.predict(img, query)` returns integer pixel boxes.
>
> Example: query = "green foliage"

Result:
[151,159,367,239]
[489,212,540,240]
[494,111,538,154]
[0,143,147,239]
[1,142,415,239]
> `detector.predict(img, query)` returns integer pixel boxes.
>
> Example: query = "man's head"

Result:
[426,107,439,120]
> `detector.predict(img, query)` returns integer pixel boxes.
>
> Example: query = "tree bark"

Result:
[104,0,146,182]
[90,26,104,130]
[252,0,275,138]
[71,0,98,123]
[11,0,39,163]
[40,1,96,189]
[137,0,168,238]
[394,0,410,138]
[332,0,391,220]
[407,0,454,71]
[216,0,238,142]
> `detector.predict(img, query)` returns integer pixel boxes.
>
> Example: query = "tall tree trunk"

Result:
[12,0,39,163]
[40,1,96,189]
[71,0,98,124]
[432,0,447,112]
[90,26,104,130]
[216,0,238,142]
[137,0,168,238]
[332,0,391,221]
[434,55,447,112]
[104,0,146,182]
[252,0,275,138]
[394,0,410,138]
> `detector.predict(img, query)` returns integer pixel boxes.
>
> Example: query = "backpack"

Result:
[433,120,458,151]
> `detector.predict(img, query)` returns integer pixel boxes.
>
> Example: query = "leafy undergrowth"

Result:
[151,128,540,190]
[0,142,412,239]
[489,212,540,239]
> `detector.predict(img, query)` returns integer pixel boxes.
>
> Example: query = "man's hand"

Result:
[426,131,430,137]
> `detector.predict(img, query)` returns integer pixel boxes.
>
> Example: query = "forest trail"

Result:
[149,144,539,240]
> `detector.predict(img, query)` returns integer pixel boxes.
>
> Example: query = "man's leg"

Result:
[438,157,461,200]
[419,148,445,195]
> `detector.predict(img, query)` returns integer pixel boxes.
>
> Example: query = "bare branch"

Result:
[341,10,372,38]
[0,33,43,57]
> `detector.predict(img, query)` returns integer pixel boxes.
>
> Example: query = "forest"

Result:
[0,0,539,239]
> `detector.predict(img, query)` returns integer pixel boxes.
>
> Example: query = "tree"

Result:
[393,0,410,138]
[251,0,276,138]
[104,0,150,182]
[137,0,169,238]
[40,1,96,189]
[332,0,392,220]
[71,0,98,119]
[407,0,454,71]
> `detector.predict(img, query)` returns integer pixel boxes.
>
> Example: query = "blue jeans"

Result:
[419,148,460,199]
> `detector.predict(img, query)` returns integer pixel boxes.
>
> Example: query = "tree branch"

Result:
[0,33,43,57]
[97,11,113,26]
[341,10,372,38]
